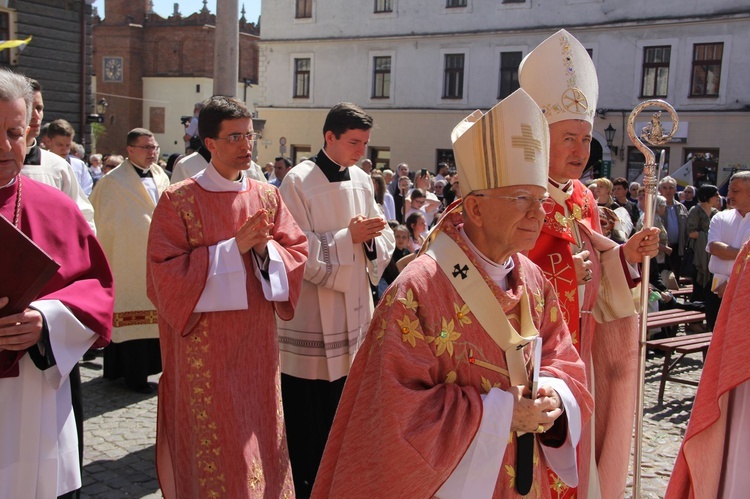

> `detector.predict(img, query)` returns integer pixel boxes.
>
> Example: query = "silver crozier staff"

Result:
[627,100,679,496]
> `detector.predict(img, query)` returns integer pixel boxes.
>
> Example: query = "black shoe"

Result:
[82,350,97,361]
[126,382,155,394]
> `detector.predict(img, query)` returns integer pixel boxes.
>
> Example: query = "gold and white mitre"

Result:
[518,29,598,126]
[451,88,549,195]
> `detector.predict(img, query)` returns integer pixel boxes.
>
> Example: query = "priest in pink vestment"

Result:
[0,69,113,499]
[313,89,593,498]
[146,96,308,498]
[520,30,660,497]
[666,239,750,498]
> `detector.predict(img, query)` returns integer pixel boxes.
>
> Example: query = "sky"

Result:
[97,1,261,25]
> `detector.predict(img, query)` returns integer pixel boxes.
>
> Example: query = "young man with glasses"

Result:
[90,128,170,393]
[146,96,308,498]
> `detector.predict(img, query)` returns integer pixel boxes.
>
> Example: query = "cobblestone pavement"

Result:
[78,340,704,498]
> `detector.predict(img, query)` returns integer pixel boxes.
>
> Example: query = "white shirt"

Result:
[707,209,750,281]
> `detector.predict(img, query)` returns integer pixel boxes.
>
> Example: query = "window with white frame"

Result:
[641,46,670,98]
[372,56,391,99]
[498,51,522,99]
[293,58,311,98]
[374,0,393,13]
[443,53,465,99]
[296,0,312,19]
[690,42,723,97]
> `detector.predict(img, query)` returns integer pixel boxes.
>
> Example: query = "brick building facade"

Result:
[93,1,259,155]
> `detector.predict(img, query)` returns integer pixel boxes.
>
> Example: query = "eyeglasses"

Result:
[130,145,159,151]
[472,192,556,214]
[213,132,259,143]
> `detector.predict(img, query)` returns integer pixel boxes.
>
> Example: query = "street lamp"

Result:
[86,98,108,124]
[604,123,619,157]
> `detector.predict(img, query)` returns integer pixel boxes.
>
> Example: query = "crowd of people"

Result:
[2,27,750,499]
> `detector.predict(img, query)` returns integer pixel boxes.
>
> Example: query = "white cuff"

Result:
[253,242,290,302]
[30,299,97,390]
[435,388,513,498]
[194,238,248,312]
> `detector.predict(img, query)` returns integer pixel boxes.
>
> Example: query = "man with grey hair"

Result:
[658,175,688,282]
[0,68,114,498]
[706,171,750,326]
[183,101,204,153]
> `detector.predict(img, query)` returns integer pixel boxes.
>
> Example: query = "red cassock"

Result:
[666,240,750,499]
[312,215,592,498]
[0,177,113,377]
[147,179,308,498]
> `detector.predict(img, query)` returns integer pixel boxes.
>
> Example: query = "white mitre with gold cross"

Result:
[519,29,599,126]
[451,88,549,195]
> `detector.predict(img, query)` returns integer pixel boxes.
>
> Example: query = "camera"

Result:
[180,116,192,126]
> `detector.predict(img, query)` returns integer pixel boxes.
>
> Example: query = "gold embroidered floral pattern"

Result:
[426,318,461,357]
[385,292,396,307]
[397,315,423,347]
[246,459,265,492]
[454,303,472,327]
[261,187,279,221]
[550,306,559,323]
[481,376,503,394]
[505,464,516,489]
[398,288,419,312]
[376,318,387,344]
[445,371,457,384]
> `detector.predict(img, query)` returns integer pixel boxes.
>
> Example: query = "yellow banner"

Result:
[0,36,32,52]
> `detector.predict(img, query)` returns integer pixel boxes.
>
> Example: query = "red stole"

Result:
[528,181,594,351]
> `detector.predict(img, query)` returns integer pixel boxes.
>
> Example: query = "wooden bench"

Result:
[670,285,693,300]
[645,309,705,330]
[645,332,713,405]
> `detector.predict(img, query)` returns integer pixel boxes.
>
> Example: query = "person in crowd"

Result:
[382,168,394,185]
[0,67,114,499]
[371,170,395,221]
[147,95,308,498]
[359,158,373,174]
[271,156,293,187]
[405,210,427,253]
[277,102,395,497]
[182,102,203,153]
[312,88,591,499]
[706,172,750,331]
[612,176,640,233]
[686,184,720,306]
[394,174,412,224]
[598,205,627,244]
[90,128,170,393]
[379,223,411,293]
[387,162,410,197]
[412,168,442,226]
[682,185,698,211]
[659,176,689,283]
[667,238,750,499]
[594,177,618,209]
[21,78,95,233]
[100,154,123,176]
[44,119,94,196]
[520,29,659,497]
[434,161,449,182]
[88,153,103,185]
[629,181,640,204]
[587,180,599,199]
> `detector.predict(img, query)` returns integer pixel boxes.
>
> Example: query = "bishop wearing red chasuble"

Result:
[520,30,660,497]
[0,69,113,498]
[313,89,592,498]
[666,238,750,498]
[147,96,308,498]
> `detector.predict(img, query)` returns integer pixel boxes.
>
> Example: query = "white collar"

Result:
[195,162,247,192]
[459,227,514,291]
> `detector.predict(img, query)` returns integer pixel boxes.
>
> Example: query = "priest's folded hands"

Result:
[348,214,387,244]
[0,296,44,352]
[235,208,274,257]
[509,384,564,434]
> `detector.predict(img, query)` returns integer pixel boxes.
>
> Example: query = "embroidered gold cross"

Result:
[511,124,542,162]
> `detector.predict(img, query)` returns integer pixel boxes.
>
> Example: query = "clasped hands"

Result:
[236,209,274,258]
[349,215,386,244]
[0,296,44,353]
[510,385,563,434]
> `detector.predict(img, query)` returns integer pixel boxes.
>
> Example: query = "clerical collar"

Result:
[458,227,514,291]
[194,162,247,192]
[548,177,572,191]
[131,162,152,178]
[314,149,350,183]
[24,139,41,166]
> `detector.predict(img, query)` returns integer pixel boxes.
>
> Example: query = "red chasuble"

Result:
[666,240,750,499]
[146,179,307,498]
[0,177,113,377]
[528,180,639,498]
[312,212,592,498]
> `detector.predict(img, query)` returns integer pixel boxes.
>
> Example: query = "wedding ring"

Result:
[536,424,545,433]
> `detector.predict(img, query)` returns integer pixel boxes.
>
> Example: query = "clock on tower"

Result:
[103,57,123,83]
